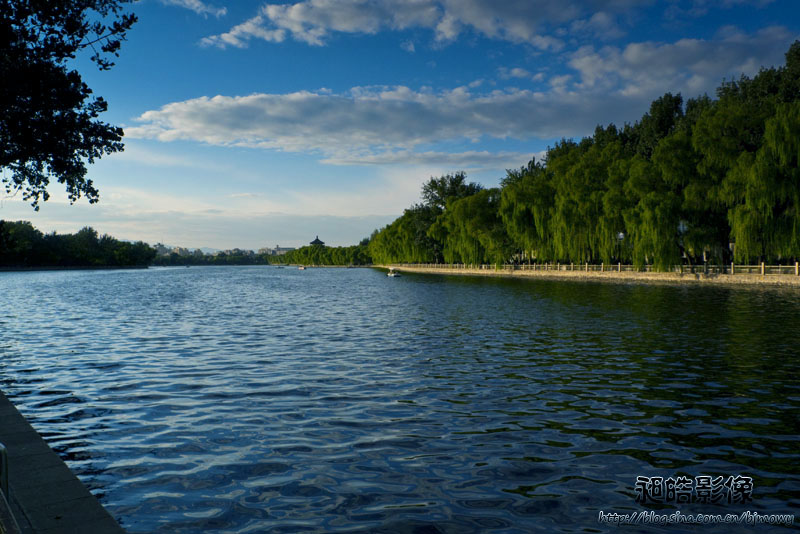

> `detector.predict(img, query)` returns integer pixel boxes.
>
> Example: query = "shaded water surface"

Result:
[0,266,798,532]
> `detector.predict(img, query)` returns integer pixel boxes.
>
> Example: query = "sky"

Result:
[2,0,799,249]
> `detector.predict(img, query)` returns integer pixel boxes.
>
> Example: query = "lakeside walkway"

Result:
[0,391,124,534]
[386,263,800,287]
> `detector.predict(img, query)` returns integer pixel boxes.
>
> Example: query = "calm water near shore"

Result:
[1,266,798,533]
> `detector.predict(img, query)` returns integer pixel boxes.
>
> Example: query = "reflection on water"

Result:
[1,266,798,533]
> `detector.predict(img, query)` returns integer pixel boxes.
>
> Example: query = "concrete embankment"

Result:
[384,264,800,287]
[0,391,124,534]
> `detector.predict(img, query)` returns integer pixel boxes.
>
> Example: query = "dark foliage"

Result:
[0,220,154,267]
[1,0,136,208]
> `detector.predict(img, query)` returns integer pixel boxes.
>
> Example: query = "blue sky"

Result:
[3,0,799,249]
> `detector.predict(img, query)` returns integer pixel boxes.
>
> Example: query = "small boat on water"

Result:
[298,266,306,270]
[387,268,400,277]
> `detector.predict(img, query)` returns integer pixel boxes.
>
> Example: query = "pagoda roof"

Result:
[310,236,325,245]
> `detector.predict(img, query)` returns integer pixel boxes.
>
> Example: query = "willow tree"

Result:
[623,157,682,270]
[724,102,800,262]
[368,205,439,264]
[550,137,617,263]
[421,171,483,211]
[599,152,634,263]
[546,139,585,261]
[394,205,440,263]
[686,96,768,262]
[429,189,511,265]
[499,158,554,261]
[633,93,685,159]
[688,48,799,261]
[367,221,402,264]
[645,129,697,262]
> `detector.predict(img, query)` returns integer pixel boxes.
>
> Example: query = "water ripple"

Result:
[1,267,799,532]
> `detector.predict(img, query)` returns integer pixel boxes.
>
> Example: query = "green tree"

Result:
[499,158,554,261]
[634,93,684,158]
[420,171,484,211]
[369,172,483,264]
[723,102,800,262]
[599,151,633,263]
[550,137,615,263]
[623,157,682,270]
[0,220,43,265]
[1,0,137,209]
[366,42,800,269]
[429,189,511,265]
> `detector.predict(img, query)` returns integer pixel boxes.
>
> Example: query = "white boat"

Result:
[387,268,400,277]
[298,266,306,270]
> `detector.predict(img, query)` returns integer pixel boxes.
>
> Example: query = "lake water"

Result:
[0,266,798,533]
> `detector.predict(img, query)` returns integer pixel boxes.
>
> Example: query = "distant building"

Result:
[310,236,325,246]
[154,243,195,257]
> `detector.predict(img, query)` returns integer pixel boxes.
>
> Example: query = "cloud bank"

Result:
[130,28,794,166]
[199,0,777,49]
[199,0,613,49]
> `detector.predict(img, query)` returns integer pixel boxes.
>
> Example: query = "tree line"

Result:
[0,220,373,268]
[368,42,800,270]
[150,251,269,266]
[0,220,155,268]
[272,242,372,266]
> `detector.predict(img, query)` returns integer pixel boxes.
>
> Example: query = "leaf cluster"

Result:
[1,0,137,208]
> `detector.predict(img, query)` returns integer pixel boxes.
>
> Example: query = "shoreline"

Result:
[0,390,124,533]
[384,264,800,288]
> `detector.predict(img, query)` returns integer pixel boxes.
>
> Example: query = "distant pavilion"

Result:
[310,236,325,246]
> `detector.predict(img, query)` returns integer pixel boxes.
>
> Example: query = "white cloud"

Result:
[570,11,625,40]
[321,150,530,168]
[433,0,570,49]
[127,86,595,157]
[509,67,531,78]
[201,0,634,50]
[202,0,440,48]
[131,28,796,167]
[498,67,546,82]
[195,0,785,52]
[201,15,287,47]
[160,0,227,18]
[568,26,793,97]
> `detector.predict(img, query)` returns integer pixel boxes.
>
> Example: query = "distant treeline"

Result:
[151,250,268,266]
[272,242,372,266]
[0,220,155,268]
[0,220,373,268]
[368,42,800,270]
